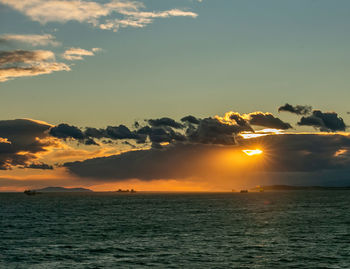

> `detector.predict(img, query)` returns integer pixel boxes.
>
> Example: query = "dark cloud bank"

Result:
[1,105,350,186]
[63,133,350,186]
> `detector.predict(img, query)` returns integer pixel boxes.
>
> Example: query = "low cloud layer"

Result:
[64,133,350,182]
[1,106,349,188]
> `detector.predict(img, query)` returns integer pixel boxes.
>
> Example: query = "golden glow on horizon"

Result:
[242,149,263,156]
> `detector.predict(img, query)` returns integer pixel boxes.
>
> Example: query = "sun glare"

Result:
[242,149,263,156]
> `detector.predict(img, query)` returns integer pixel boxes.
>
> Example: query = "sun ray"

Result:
[242,149,263,156]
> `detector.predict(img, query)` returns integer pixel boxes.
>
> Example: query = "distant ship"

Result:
[116,189,136,193]
[24,190,39,195]
[240,190,248,193]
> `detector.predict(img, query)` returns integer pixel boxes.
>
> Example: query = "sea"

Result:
[1,191,349,268]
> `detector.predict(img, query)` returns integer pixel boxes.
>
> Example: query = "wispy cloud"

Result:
[0,0,198,31]
[0,34,60,47]
[62,47,101,61]
[100,8,198,31]
[0,50,70,82]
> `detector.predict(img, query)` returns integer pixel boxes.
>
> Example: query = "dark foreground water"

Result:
[1,192,350,268]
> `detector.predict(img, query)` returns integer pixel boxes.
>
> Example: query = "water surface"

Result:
[1,191,349,268]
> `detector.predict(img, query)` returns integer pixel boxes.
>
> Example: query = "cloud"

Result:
[247,112,292,130]
[148,117,184,129]
[181,115,200,125]
[1,106,349,187]
[100,8,198,31]
[49,123,85,140]
[278,103,312,115]
[298,110,346,132]
[64,133,350,182]
[0,119,57,169]
[62,47,100,60]
[278,104,347,132]
[186,117,249,145]
[0,34,60,47]
[47,111,289,148]
[0,0,198,31]
[0,50,70,82]
[0,0,137,24]
[137,126,186,147]
[25,162,53,170]
[50,123,141,144]
[105,125,139,140]
[0,50,54,64]
[64,143,217,181]
[240,133,350,172]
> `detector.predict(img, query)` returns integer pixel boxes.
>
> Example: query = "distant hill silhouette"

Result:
[252,185,350,191]
[35,187,93,192]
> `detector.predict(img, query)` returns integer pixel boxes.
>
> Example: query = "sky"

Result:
[1,0,350,191]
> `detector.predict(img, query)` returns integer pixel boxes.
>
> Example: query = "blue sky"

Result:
[1,0,350,127]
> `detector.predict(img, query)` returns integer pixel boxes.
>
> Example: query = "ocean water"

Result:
[1,191,349,268]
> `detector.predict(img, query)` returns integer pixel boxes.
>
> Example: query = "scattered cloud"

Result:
[0,34,60,47]
[278,103,312,115]
[247,112,293,130]
[0,1,197,82]
[0,50,70,82]
[62,47,101,60]
[0,0,198,31]
[100,8,198,31]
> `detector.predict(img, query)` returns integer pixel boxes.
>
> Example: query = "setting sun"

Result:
[242,149,263,156]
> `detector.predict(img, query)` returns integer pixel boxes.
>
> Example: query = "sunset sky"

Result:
[1,0,350,191]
